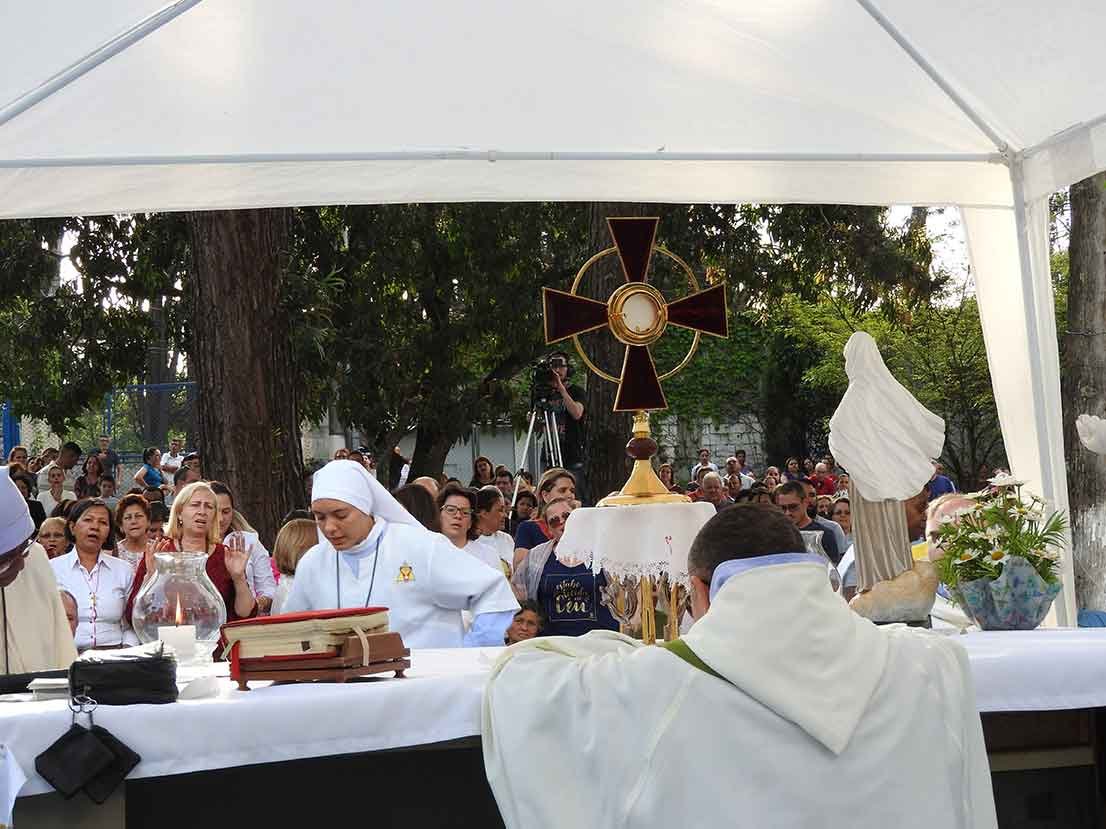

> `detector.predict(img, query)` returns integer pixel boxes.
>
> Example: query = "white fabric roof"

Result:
[2,1,1104,623]
[1,0,1103,215]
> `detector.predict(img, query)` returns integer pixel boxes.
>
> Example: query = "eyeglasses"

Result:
[441,505,473,517]
[778,502,804,514]
[547,511,573,527]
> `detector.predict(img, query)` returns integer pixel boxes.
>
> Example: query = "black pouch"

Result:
[83,725,141,804]
[34,723,114,799]
[68,649,177,705]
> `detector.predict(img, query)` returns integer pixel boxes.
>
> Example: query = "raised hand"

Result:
[224,532,249,580]
[145,537,174,574]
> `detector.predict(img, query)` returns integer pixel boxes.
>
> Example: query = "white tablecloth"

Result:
[4,630,1106,798]
[958,629,1106,712]
[2,648,498,798]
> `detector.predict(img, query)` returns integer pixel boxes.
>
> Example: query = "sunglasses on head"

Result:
[547,511,572,527]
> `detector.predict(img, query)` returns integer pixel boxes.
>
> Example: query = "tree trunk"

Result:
[187,209,305,546]
[1063,172,1106,611]
[410,421,453,481]
[142,294,171,447]
[581,203,649,503]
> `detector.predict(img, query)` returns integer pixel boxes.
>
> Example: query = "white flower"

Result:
[939,513,957,525]
[988,472,1025,488]
[952,505,976,519]
[984,525,1003,542]
[987,550,1008,565]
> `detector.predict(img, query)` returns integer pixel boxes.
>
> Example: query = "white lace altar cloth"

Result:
[557,502,717,584]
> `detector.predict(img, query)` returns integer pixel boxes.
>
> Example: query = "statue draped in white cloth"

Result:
[829,332,944,620]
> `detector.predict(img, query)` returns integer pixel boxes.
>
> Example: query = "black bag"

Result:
[68,650,178,705]
[34,724,115,799]
[83,725,142,804]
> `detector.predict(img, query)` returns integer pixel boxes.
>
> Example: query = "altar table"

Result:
[4,631,1106,827]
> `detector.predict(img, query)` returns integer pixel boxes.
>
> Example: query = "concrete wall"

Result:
[304,414,767,487]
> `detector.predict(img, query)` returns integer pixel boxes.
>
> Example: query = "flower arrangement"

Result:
[932,474,1066,630]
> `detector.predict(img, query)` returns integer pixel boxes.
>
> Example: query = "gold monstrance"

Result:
[542,218,729,642]
[542,217,729,505]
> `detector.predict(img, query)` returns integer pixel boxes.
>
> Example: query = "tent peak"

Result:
[0,0,202,130]
[855,0,1012,156]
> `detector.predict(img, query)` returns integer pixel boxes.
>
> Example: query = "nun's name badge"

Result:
[396,562,415,583]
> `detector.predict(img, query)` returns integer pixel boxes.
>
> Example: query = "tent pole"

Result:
[1023,111,1106,160]
[1009,157,1077,625]
[0,150,1003,170]
[853,0,1010,154]
[0,0,203,129]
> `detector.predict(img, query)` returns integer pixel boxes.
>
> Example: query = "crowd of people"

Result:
[1,433,963,660]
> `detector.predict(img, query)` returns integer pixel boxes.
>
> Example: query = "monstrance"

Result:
[543,217,728,505]
[543,217,728,641]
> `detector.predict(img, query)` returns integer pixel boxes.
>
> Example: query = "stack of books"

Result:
[220,607,410,690]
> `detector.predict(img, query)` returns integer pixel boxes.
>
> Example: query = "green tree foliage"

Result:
[1,202,945,491]
[772,290,1006,490]
[306,204,590,479]
[0,218,151,435]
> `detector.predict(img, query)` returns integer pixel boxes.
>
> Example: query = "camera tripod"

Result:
[510,401,563,509]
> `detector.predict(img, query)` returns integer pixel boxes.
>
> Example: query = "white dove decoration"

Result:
[1076,413,1106,455]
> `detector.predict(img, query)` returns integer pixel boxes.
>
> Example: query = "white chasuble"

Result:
[1,543,78,674]
[483,561,996,829]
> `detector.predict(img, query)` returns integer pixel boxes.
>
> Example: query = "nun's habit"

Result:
[283,461,519,647]
[0,466,77,673]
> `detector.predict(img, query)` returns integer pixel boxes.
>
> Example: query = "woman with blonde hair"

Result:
[270,518,316,615]
[124,481,255,630]
[512,468,576,569]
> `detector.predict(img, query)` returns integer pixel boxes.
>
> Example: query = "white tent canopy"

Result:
[3,0,1105,622]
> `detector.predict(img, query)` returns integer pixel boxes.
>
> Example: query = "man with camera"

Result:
[540,351,587,502]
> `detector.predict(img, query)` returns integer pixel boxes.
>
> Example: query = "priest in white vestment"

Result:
[483,504,996,829]
[0,466,77,674]
[283,460,519,647]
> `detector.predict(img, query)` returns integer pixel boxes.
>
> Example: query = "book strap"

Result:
[658,639,727,684]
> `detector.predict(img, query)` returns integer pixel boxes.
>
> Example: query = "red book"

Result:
[221,607,389,659]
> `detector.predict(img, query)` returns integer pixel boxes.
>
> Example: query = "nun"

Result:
[283,460,519,647]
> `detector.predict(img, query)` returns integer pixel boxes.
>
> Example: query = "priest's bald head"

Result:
[687,504,805,619]
[0,466,35,588]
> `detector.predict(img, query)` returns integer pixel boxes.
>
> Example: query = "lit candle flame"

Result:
[175,594,183,626]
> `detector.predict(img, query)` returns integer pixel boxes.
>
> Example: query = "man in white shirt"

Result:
[36,441,81,494]
[161,438,185,476]
[688,447,717,482]
[483,504,996,829]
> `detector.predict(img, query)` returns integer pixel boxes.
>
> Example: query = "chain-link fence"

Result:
[3,383,198,482]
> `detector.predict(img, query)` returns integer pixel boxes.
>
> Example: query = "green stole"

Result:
[659,638,727,683]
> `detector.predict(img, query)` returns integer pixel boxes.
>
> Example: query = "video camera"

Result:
[530,353,569,406]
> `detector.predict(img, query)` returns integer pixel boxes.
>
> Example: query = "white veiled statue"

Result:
[828,332,944,503]
[829,333,944,616]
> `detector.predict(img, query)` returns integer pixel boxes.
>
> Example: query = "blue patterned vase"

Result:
[950,555,1061,631]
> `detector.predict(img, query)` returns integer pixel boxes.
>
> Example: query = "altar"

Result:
[5,631,1106,828]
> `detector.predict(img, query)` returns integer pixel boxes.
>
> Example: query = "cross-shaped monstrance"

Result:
[542,217,728,411]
